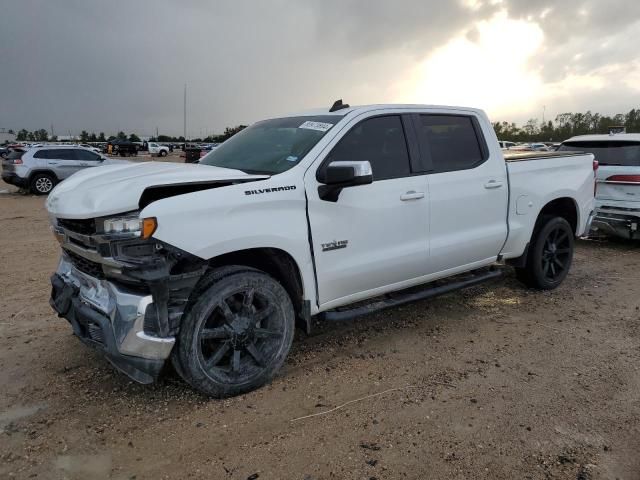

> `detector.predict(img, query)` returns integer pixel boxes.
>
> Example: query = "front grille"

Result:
[64,249,105,279]
[58,218,97,236]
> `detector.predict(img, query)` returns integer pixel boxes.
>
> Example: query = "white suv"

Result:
[1,145,127,195]
[559,134,640,239]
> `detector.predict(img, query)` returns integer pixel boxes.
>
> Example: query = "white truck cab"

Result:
[147,142,169,157]
[46,102,595,397]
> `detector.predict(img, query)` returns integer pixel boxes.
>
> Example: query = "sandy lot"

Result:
[1,176,639,480]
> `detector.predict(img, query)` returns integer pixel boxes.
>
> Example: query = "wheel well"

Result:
[28,170,58,183]
[208,248,309,332]
[538,197,578,234]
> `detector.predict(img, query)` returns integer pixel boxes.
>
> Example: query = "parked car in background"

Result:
[1,145,128,194]
[529,143,552,152]
[0,147,8,158]
[46,103,595,396]
[199,143,220,158]
[79,144,102,154]
[559,133,640,239]
[498,141,517,150]
[147,142,170,157]
[109,140,139,157]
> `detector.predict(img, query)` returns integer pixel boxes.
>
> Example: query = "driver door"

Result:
[304,114,430,309]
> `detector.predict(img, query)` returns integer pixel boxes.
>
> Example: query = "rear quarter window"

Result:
[558,141,640,166]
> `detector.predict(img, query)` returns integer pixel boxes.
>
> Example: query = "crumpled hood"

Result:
[46,161,268,219]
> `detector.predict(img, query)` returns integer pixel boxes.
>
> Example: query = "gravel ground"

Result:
[1,177,639,480]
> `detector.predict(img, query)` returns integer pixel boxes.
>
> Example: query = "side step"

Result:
[320,268,503,322]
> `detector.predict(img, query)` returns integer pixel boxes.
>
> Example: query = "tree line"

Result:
[493,108,640,143]
[12,107,640,145]
[13,125,247,144]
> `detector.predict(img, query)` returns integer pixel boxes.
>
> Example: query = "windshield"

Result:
[200,115,341,174]
[558,141,640,166]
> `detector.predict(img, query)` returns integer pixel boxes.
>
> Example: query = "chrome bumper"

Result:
[52,257,175,378]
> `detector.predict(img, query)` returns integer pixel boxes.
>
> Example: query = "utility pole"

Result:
[542,105,546,125]
[183,84,187,145]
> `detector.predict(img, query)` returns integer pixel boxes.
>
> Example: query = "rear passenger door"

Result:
[306,114,430,308]
[412,113,508,274]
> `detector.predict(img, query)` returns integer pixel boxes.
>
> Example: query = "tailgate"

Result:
[596,165,640,203]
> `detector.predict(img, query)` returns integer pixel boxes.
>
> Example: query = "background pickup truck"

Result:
[46,103,595,397]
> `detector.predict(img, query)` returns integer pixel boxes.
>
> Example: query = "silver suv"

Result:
[1,146,127,195]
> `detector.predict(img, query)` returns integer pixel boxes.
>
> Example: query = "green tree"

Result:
[98,132,106,142]
[128,133,141,142]
[215,125,247,143]
[116,131,127,140]
[80,130,89,142]
[16,129,28,141]
[88,132,97,142]
[35,129,48,141]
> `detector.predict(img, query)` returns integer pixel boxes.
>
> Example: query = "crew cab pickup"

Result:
[46,103,596,397]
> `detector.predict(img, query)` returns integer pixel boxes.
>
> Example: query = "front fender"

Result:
[140,174,317,308]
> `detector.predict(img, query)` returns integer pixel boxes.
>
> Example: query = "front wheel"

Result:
[175,266,295,397]
[516,216,574,290]
[159,150,167,157]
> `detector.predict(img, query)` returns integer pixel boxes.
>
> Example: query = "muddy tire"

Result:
[30,173,56,195]
[159,150,168,157]
[175,266,295,397]
[516,215,574,290]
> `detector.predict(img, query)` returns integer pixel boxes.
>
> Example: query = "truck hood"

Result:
[46,161,269,219]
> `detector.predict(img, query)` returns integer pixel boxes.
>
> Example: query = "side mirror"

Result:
[318,161,373,202]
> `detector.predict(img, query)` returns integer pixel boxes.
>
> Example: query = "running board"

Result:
[319,268,503,322]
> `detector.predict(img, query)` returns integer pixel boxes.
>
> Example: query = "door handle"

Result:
[48,162,59,165]
[79,163,89,166]
[484,180,503,189]
[400,191,425,201]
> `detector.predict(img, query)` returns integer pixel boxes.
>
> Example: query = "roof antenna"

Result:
[329,99,350,112]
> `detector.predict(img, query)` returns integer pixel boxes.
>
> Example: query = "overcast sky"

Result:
[1,0,639,137]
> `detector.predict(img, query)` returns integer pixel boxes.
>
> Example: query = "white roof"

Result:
[565,133,640,143]
[284,103,486,118]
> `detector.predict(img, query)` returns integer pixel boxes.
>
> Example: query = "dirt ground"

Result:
[1,176,639,480]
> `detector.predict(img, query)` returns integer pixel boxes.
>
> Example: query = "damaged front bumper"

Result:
[50,257,176,383]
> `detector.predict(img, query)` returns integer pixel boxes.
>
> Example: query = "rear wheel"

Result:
[159,150,168,157]
[30,173,56,195]
[516,215,574,290]
[175,266,295,397]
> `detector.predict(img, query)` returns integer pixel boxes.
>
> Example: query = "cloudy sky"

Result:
[1,0,640,137]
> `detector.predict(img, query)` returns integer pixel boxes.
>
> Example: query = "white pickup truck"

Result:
[46,102,596,397]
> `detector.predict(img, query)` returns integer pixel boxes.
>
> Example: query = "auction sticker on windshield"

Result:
[299,121,333,132]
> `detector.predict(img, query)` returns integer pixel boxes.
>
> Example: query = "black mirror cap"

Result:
[318,161,373,186]
[324,164,356,184]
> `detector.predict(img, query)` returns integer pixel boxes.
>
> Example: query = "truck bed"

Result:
[504,151,586,162]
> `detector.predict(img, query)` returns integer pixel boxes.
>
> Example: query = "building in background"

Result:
[0,129,16,144]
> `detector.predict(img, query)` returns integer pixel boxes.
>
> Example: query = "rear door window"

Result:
[416,115,487,173]
[558,141,640,166]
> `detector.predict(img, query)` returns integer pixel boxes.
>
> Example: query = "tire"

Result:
[159,150,167,157]
[175,266,295,397]
[30,173,56,195]
[516,215,574,290]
